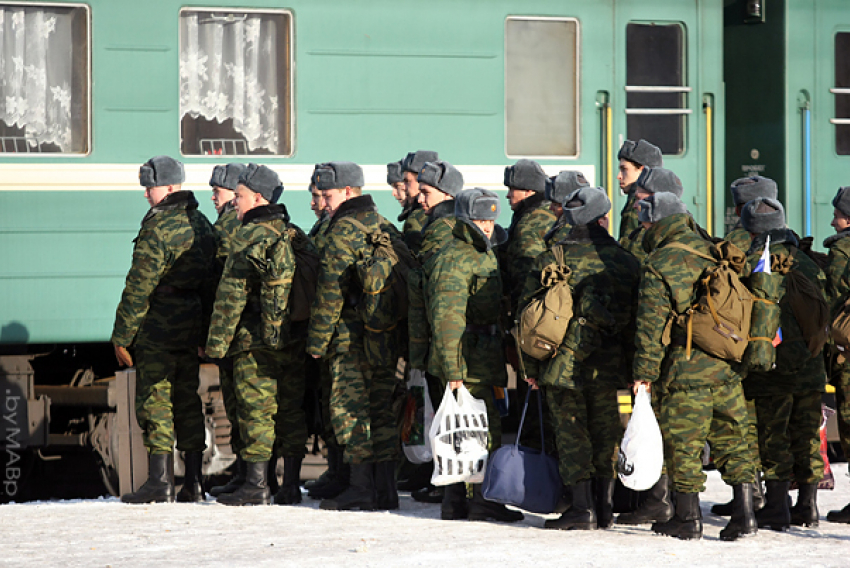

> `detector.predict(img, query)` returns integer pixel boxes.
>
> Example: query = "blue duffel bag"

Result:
[481,388,562,514]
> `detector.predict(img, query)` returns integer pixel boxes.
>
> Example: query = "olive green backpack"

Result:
[245,224,298,349]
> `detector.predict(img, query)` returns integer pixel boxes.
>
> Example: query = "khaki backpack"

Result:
[513,245,573,360]
[665,241,753,362]
[342,217,419,333]
[258,223,320,323]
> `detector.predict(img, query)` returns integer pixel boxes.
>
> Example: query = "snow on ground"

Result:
[1,465,849,568]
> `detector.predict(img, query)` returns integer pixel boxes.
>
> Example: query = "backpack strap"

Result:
[255,222,291,286]
[663,241,717,264]
[340,216,371,234]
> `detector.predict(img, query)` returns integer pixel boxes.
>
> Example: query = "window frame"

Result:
[831,31,850,156]
[177,6,295,159]
[0,1,91,157]
[504,15,581,160]
[624,20,689,157]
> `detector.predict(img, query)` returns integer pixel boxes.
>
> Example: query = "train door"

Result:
[815,2,850,245]
[610,1,720,236]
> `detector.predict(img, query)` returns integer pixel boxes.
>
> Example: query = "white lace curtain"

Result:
[0,7,78,152]
[180,12,281,154]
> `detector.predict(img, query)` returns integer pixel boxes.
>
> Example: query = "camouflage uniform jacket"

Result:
[519,224,640,389]
[408,200,457,369]
[206,204,298,358]
[214,203,242,276]
[307,195,393,357]
[399,200,428,254]
[112,191,216,350]
[620,225,648,263]
[824,229,850,309]
[725,221,752,254]
[743,229,827,396]
[424,219,508,386]
[308,211,331,254]
[543,214,571,247]
[501,193,557,316]
[618,188,640,240]
[633,213,745,390]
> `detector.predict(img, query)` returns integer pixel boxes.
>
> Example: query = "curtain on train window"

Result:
[834,33,850,155]
[179,10,292,156]
[626,23,687,155]
[0,4,89,153]
[505,17,579,157]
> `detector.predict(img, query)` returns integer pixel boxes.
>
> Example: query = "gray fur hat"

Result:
[455,188,501,221]
[402,150,439,174]
[387,161,404,185]
[139,155,184,188]
[239,163,283,203]
[545,171,590,204]
[637,192,689,224]
[418,161,464,197]
[618,139,663,168]
[562,186,611,227]
[314,161,365,190]
[636,167,684,198]
[209,163,247,191]
[740,197,786,234]
[730,176,778,206]
[833,186,850,218]
[504,159,547,193]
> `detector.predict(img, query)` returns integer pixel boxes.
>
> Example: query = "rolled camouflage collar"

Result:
[328,195,377,229]
[242,203,289,226]
[824,228,850,249]
[143,191,197,225]
[508,192,547,235]
[397,199,421,222]
[642,213,695,254]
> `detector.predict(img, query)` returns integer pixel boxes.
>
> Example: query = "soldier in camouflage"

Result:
[824,186,850,524]
[632,192,758,541]
[399,150,438,253]
[388,160,407,209]
[205,163,250,500]
[619,167,684,262]
[424,188,523,524]
[542,171,590,245]
[519,187,640,530]
[739,198,827,531]
[112,155,216,504]
[307,161,401,511]
[616,139,663,239]
[205,164,309,507]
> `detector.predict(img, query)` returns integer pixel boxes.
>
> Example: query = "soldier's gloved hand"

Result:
[449,380,463,391]
[114,344,134,367]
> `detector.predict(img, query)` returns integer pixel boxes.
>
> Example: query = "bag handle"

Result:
[515,387,547,455]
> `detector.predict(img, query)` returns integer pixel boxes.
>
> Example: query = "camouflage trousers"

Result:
[544,384,622,486]
[317,358,341,450]
[328,343,399,464]
[830,360,850,467]
[135,347,205,455]
[709,397,761,474]
[751,390,824,484]
[233,342,307,463]
[661,381,756,493]
[438,382,503,454]
[216,358,243,454]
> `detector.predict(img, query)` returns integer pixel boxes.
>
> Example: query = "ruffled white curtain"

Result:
[180,12,281,154]
[0,7,78,152]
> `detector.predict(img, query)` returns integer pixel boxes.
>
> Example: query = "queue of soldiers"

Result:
[109,143,850,541]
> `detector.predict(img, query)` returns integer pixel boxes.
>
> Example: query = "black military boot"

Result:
[374,461,399,510]
[790,483,819,527]
[273,456,303,505]
[712,474,765,516]
[827,502,850,523]
[756,480,791,531]
[440,482,468,520]
[411,485,444,503]
[304,447,338,491]
[209,456,246,497]
[217,461,270,506]
[545,479,597,530]
[652,491,703,540]
[719,483,758,541]
[554,485,573,514]
[176,451,205,503]
[595,478,615,529]
[309,447,350,500]
[397,461,433,493]
[121,453,175,504]
[468,483,524,523]
[616,474,674,525]
[320,462,377,511]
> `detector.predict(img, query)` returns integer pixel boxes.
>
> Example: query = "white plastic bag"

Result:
[430,384,490,486]
[618,385,663,491]
[402,369,435,464]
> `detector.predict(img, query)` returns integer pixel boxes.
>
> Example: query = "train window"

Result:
[0,4,90,154]
[834,33,850,155]
[505,17,579,158]
[179,9,292,156]
[625,23,688,155]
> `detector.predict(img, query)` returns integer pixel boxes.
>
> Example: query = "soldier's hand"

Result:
[449,380,463,391]
[632,380,651,395]
[524,377,539,390]
[198,346,207,359]
[114,344,133,367]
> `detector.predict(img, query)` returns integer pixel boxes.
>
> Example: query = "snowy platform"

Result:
[2,464,849,568]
